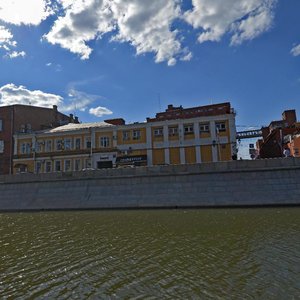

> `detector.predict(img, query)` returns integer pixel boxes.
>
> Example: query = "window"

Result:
[64,138,72,150]
[0,119,2,131]
[75,138,81,150]
[133,130,141,140]
[45,161,52,173]
[21,143,31,154]
[154,128,163,137]
[216,122,226,132]
[184,124,194,134]
[168,126,178,136]
[74,159,81,171]
[85,158,91,169]
[35,161,42,173]
[122,131,130,141]
[64,160,72,172]
[100,136,110,148]
[199,123,210,133]
[85,137,91,149]
[55,160,61,172]
[0,140,4,153]
[45,140,52,152]
[35,141,43,153]
[56,139,63,151]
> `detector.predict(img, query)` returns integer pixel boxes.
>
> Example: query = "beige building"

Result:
[13,102,237,174]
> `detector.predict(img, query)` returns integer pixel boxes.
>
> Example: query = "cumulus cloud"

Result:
[6,51,26,59]
[0,0,53,25]
[0,84,63,107]
[89,106,113,117]
[0,0,54,58]
[291,44,300,56]
[44,0,189,65]
[0,26,19,57]
[0,0,278,65]
[0,83,113,115]
[184,0,276,45]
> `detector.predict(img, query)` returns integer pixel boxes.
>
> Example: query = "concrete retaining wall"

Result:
[1,158,300,211]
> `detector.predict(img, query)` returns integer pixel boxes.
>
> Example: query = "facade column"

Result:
[194,122,201,163]
[178,123,185,164]
[146,126,153,166]
[90,128,96,168]
[210,121,218,162]
[14,135,18,155]
[163,125,170,164]
[228,114,237,157]
[112,129,117,148]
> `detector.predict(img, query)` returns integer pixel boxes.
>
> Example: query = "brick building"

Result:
[256,110,300,158]
[0,105,77,174]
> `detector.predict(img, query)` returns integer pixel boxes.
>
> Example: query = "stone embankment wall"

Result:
[0,158,300,211]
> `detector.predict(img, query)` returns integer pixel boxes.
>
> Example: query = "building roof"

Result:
[44,122,114,133]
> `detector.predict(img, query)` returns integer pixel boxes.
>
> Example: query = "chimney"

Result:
[167,104,174,111]
[53,105,58,124]
[74,116,79,123]
[69,114,74,123]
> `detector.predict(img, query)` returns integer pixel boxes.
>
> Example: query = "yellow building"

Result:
[13,102,237,174]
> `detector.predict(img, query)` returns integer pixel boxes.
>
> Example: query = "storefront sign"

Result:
[117,155,147,164]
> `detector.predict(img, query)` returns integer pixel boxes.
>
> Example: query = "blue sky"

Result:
[0,0,300,146]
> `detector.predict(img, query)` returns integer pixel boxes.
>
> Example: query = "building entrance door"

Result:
[97,161,113,169]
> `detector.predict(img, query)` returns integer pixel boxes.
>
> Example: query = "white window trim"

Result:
[100,136,110,148]
[64,159,72,172]
[54,160,62,172]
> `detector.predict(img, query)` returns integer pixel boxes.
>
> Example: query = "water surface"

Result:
[0,208,299,299]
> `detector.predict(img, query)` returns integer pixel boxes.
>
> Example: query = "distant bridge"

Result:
[236,129,262,140]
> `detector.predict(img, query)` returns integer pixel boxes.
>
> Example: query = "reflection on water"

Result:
[0,208,299,299]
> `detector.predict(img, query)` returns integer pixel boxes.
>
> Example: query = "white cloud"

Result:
[0,83,112,115]
[44,0,189,65]
[0,0,53,25]
[0,83,63,107]
[184,0,276,45]
[61,88,100,112]
[291,44,300,56]
[89,106,113,117]
[0,0,278,64]
[0,25,25,59]
[6,50,26,59]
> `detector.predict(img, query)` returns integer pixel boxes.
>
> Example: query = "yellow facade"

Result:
[153,149,165,165]
[169,147,180,165]
[185,147,196,164]
[13,106,236,173]
[201,145,213,162]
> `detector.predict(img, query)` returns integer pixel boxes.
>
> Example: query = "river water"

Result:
[0,208,299,299]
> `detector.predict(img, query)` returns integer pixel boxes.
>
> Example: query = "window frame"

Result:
[215,122,226,132]
[154,127,163,137]
[199,123,210,133]
[168,126,178,136]
[55,160,61,172]
[100,136,110,148]
[184,124,194,135]
[122,131,130,141]
[132,130,141,140]
[64,159,72,172]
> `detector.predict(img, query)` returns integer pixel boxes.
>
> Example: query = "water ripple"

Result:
[0,208,300,299]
